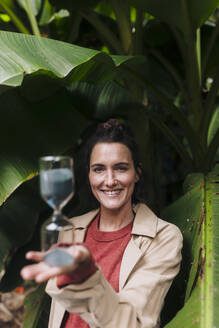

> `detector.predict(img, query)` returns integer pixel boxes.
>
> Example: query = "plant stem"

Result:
[181,0,203,132]
[80,9,124,55]
[24,0,41,36]
[202,19,219,81]
[196,28,201,85]
[201,70,219,148]
[111,0,132,55]
[133,9,143,55]
[0,3,30,34]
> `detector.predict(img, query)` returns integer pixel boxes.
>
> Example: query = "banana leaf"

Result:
[0,30,145,88]
[161,164,219,327]
[23,283,50,328]
[129,0,219,33]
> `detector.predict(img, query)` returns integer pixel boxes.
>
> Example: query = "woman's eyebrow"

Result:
[90,162,130,168]
[114,162,129,166]
[90,163,105,167]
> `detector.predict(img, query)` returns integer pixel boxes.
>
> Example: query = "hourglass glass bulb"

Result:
[39,156,75,266]
[41,211,73,251]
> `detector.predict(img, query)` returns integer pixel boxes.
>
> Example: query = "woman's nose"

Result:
[105,170,117,187]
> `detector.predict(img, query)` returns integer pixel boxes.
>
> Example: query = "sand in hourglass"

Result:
[40,168,74,209]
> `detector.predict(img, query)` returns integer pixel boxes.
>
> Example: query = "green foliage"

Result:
[23,283,51,328]
[0,1,218,327]
[162,165,219,327]
[129,0,219,32]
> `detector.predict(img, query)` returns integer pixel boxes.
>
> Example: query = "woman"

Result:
[21,119,183,328]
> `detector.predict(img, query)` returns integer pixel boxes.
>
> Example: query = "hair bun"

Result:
[98,118,123,133]
[103,118,119,129]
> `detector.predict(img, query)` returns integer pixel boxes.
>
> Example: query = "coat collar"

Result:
[71,203,158,238]
[132,203,158,237]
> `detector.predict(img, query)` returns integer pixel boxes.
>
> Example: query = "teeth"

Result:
[104,190,120,195]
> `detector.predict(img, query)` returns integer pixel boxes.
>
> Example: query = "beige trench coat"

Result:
[46,203,183,328]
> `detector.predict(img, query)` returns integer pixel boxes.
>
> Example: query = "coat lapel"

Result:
[48,296,66,328]
[119,203,158,290]
[71,209,99,242]
[119,238,143,290]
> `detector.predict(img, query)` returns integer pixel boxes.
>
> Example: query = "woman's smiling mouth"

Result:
[101,189,122,196]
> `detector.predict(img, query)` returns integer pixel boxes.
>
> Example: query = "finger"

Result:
[26,251,45,262]
[21,259,76,282]
[20,262,49,280]
[35,266,64,283]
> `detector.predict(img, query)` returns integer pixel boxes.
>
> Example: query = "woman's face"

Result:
[89,142,139,212]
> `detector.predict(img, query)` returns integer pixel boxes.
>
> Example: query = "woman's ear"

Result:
[135,175,139,183]
[135,166,142,183]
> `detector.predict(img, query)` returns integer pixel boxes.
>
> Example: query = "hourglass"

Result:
[39,156,75,267]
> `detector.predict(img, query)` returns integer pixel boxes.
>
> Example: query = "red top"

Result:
[58,215,133,328]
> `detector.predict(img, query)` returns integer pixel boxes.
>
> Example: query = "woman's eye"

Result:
[93,167,104,173]
[116,166,128,172]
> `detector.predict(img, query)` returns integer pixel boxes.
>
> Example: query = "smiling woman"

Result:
[21,119,183,328]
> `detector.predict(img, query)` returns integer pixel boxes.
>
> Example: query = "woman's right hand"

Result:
[20,245,91,283]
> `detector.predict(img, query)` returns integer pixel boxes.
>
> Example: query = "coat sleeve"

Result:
[46,223,183,328]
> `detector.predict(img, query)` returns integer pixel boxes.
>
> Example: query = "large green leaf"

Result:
[161,165,219,327]
[23,283,51,328]
[130,0,219,32]
[0,85,88,206]
[0,30,144,86]
[66,80,139,120]
[0,31,113,86]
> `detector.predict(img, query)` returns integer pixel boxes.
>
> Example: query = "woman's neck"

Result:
[99,204,134,231]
